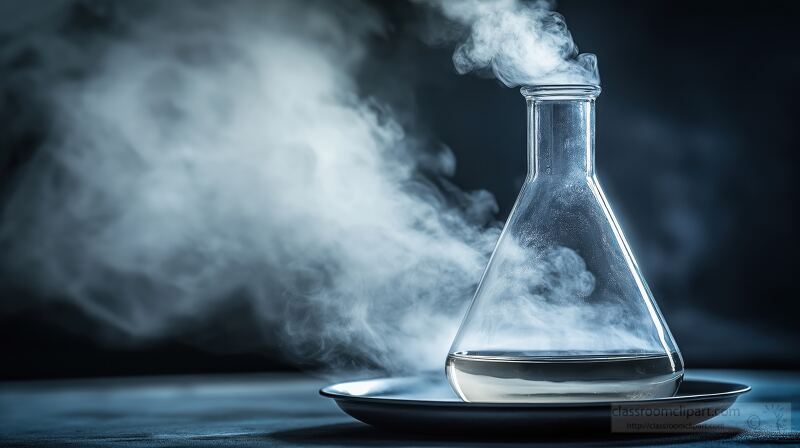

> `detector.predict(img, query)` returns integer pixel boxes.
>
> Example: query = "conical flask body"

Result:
[447,85,683,403]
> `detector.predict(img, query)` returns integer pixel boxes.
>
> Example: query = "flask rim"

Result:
[521,84,601,100]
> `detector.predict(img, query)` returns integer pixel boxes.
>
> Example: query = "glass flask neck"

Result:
[522,85,600,178]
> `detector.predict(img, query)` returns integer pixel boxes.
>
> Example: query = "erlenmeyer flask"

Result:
[446,85,683,403]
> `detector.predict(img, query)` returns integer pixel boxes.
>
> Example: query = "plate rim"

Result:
[319,377,751,408]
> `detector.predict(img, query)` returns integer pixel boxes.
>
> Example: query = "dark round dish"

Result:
[320,375,750,434]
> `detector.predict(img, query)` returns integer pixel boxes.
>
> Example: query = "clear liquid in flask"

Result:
[446,351,683,403]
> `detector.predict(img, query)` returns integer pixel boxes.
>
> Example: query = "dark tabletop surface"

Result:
[1,369,798,447]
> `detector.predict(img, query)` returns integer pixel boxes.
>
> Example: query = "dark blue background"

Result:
[1,0,798,379]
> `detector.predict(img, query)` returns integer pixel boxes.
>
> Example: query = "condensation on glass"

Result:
[446,85,683,403]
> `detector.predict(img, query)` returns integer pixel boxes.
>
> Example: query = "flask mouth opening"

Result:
[521,84,601,100]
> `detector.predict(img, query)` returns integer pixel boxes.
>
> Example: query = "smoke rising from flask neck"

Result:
[421,0,600,86]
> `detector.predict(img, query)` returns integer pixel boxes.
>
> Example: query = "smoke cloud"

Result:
[0,0,615,375]
[420,0,599,86]
[0,0,500,373]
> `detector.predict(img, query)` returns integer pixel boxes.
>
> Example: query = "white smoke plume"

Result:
[420,0,599,86]
[0,0,501,373]
[1,0,620,376]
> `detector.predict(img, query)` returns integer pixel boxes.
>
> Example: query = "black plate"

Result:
[320,375,750,434]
